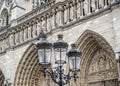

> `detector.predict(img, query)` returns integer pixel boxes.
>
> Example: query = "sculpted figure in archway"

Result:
[76,30,119,86]
[14,30,119,86]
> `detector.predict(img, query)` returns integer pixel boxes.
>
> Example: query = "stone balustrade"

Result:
[0,0,119,53]
[16,0,56,24]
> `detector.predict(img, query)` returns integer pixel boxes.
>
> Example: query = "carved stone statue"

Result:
[15,32,19,44]
[51,14,55,29]
[24,27,28,41]
[1,39,5,51]
[99,0,104,8]
[5,37,9,48]
[9,34,14,46]
[47,16,52,32]
[91,0,96,12]
[77,2,81,19]
[55,8,60,26]
[88,50,117,84]
[41,17,46,32]
[28,25,32,39]
[64,6,68,24]
[98,56,105,71]
[37,22,42,36]
[70,3,74,21]
[32,23,37,37]
[84,0,88,15]
[20,30,24,43]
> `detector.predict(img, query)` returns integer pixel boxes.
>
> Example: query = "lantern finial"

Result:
[58,34,63,39]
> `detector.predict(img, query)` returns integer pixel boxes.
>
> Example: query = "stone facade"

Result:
[0,0,120,86]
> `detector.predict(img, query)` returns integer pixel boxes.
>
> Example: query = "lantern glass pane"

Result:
[54,48,67,65]
[38,48,51,65]
[69,56,80,72]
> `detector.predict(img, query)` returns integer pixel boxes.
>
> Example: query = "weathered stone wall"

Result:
[0,0,120,86]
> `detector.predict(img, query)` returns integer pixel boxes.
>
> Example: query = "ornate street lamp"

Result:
[53,34,68,66]
[4,79,12,86]
[37,34,81,86]
[67,44,81,72]
[37,34,52,68]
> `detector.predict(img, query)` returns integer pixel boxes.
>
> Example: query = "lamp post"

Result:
[37,34,81,86]
[4,79,12,86]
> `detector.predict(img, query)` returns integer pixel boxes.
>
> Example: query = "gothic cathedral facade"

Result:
[0,0,120,86]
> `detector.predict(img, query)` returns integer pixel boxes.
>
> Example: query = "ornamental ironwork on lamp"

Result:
[37,34,81,86]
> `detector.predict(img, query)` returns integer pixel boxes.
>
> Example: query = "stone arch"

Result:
[0,8,9,26]
[0,69,5,86]
[14,43,54,86]
[76,30,118,86]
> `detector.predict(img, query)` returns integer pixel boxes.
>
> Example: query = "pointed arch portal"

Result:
[14,30,119,86]
[14,44,54,86]
[76,30,118,86]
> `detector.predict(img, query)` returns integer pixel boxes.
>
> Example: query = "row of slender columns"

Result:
[0,0,117,52]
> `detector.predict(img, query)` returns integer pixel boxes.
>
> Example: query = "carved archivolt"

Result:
[14,44,56,86]
[76,30,118,86]
[0,69,5,86]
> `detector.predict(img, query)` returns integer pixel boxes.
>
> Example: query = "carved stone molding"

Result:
[14,44,57,86]
[87,49,117,83]
[76,30,118,86]
[0,0,119,54]
[0,69,5,86]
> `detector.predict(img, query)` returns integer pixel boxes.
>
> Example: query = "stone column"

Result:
[1,39,5,51]
[55,8,60,27]
[96,0,99,12]
[80,1,84,17]
[28,24,32,40]
[44,16,47,33]
[88,0,92,15]
[69,3,74,21]
[32,22,37,37]
[41,17,46,32]
[46,14,49,32]
[104,0,108,8]
[59,5,64,26]
[99,0,104,8]
[20,29,24,43]
[83,0,88,15]
[32,0,35,9]
[5,36,10,49]
[37,19,42,36]
[51,11,55,29]
[63,5,68,24]
[15,31,19,45]
[67,3,70,22]
[77,1,81,19]
[24,26,28,41]
[9,33,14,47]
[73,1,77,20]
